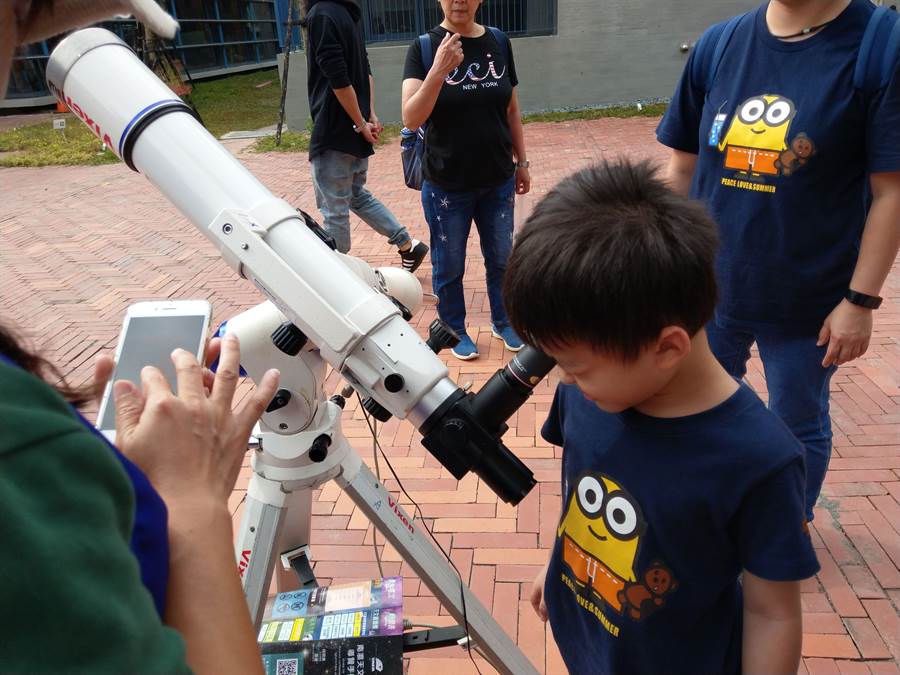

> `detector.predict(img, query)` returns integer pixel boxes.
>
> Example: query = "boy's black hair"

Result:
[503,160,719,360]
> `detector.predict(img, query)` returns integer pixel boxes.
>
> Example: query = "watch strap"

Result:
[846,289,883,309]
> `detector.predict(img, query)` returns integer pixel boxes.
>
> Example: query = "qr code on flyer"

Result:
[276,657,300,675]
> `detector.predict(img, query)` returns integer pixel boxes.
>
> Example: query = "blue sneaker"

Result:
[451,333,479,360]
[492,325,524,352]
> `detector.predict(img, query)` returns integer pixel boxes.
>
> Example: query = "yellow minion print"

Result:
[718,94,796,176]
[557,472,645,613]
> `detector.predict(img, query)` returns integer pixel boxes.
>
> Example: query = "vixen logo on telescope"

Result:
[387,495,414,535]
[238,549,252,577]
[47,82,113,148]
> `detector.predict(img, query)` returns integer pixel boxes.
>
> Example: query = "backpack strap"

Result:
[419,33,434,74]
[691,13,747,94]
[882,12,900,85]
[486,25,511,64]
[854,5,900,95]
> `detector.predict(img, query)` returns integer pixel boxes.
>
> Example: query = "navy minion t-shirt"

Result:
[657,0,900,331]
[541,383,819,675]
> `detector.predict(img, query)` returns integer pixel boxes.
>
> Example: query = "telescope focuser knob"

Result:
[441,418,468,446]
[426,319,460,354]
[309,434,331,463]
[362,397,392,422]
[271,321,307,356]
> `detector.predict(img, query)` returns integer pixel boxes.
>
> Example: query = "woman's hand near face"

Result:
[431,31,464,78]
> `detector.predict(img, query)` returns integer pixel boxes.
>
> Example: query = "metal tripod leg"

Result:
[235,394,538,674]
[236,475,292,628]
[273,489,315,592]
[237,483,318,628]
[338,454,540,675]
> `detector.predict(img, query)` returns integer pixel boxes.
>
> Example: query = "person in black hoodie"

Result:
[304,0,428,270]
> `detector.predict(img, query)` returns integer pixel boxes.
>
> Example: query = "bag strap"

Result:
[419,33,433,74]
[691,13,746,94]
[854,5,900,95]
[486,26,511,64]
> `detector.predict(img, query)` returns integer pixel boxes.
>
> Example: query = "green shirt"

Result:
[0,360,190,673]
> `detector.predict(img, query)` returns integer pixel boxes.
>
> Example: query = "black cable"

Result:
[371,417,386,579]
[231,491,247,518]
[356,393,484,675]
[770,19,835,39]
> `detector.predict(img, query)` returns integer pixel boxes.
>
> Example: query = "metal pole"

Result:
[275,0,298,146]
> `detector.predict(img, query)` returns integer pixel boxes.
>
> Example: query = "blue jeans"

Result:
[706,320,837,521]
[310,150,410,254]
[422,177,515,335]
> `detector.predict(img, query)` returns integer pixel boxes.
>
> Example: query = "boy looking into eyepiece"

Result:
[504,161,819,674]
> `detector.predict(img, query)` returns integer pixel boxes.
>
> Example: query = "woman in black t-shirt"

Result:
[402,0,531,360]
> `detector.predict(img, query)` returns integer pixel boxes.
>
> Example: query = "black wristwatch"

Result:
[845,289,883,309]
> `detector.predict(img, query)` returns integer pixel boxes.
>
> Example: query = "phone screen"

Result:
[98,314,208,432]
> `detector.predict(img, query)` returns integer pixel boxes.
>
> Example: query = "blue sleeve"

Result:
[540,384,565,447]
[737,457,820,581]
[867,57,900,173]
[656,47,705,154]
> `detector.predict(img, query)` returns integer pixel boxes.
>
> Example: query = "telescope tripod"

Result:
[235,396,539,675]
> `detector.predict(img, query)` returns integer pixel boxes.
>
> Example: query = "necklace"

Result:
[770,18,835,39]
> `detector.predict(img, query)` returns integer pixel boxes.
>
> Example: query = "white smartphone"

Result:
[97,299,212,442]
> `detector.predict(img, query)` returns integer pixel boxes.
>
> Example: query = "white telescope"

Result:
[47,28,551,505]
[46,28,451,425]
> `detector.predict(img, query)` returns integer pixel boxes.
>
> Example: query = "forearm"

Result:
[332,85,366,128]
[508,104,526,163]
[849,187,900,296]
[166,505,263,675]
[369,75,376,116]
[742,608,801,674]
[402,72,444,129]
[665,150,697,197]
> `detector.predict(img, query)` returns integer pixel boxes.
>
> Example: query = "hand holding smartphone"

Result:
[97,300,212,442]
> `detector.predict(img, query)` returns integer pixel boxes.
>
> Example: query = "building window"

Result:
[163,0,282,74]
[6,53,50,99]
[4,0,556,103]
[5,0,283,102]
[363,0,556,44]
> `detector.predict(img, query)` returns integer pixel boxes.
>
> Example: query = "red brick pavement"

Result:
[1,117,898,674]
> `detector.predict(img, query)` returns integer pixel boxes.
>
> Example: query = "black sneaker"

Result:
[399,239,429,272]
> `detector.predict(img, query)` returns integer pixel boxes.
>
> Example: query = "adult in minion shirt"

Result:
[658,0,900,525]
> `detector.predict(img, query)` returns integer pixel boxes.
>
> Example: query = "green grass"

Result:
[190,68,281,139]
[251,104,666,153]
[0,64,667,165]
[0,118,118,167]
[523,102,668,124]
[0,67,283,167]
[254,130,311,152]
[251,123,401,153]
